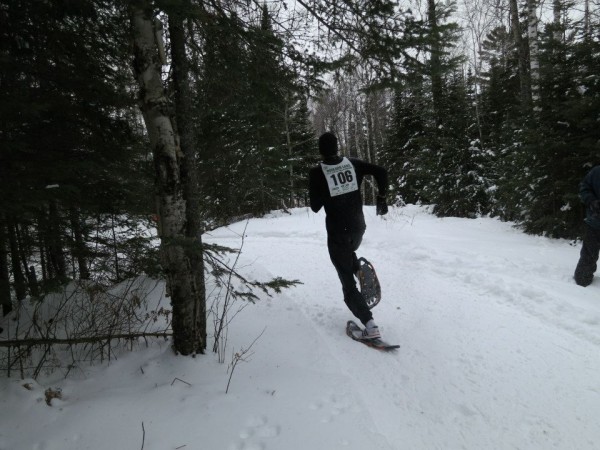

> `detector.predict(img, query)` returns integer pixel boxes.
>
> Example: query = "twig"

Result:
[171,377,191,387]
[213,221,250,357]
[225,328,265,394]
[141,422,145,450]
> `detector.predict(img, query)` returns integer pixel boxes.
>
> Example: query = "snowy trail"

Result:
[209,217,400,449]
[3,205,600,450]
[210,206,600,450]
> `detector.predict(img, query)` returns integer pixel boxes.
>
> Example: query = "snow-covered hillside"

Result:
[1,205,599,450]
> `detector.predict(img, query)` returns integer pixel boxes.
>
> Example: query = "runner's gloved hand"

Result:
[376,195,388,216]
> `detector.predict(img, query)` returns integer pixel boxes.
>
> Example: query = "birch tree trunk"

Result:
[130,1,206,355]
[527,0,541,109]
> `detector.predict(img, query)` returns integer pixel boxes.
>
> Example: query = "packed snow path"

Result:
[206,206,600,450]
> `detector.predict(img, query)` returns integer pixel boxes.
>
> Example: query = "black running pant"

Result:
[327,231,373,325]
[574,224,600,286]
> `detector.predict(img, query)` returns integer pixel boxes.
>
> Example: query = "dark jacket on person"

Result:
[309,155,388,234]
[580,165,600,229]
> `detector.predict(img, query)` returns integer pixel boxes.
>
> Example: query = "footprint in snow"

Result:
[231,415,280,450]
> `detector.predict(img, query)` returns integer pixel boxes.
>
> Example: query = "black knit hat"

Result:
[318,132,338,156]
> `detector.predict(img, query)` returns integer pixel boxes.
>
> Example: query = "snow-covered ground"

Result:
[1,205,599,450]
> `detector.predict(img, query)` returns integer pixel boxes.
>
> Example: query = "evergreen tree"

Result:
[245,4,294,215]
[195,4,312,225]
[478,25,524,221]
[383,1,490,217]
[473,0,600,238]
[195,10,252,225]
[417,70,491,217]
[0,0,153,297]
[382,82,426,205]
[479,26,522,143]
[513,9,600,237]
[285,90,316,207]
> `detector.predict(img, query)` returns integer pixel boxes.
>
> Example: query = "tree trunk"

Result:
[365,96,377,205]
[38,213,48,283]
[7,217,27,301]
[46,201,67,282]
[27,265,39,298]
[69,207,90,280]
[428,0,443,124]
[509,0,531,109]
[553,0,562,42]
[284,98,295,206]
[168,3,207,350]
[15,223,39,296]
[583,0,591,41]
[110,214,120,281]
[527,0,541,109]
[0,216,12,315]
[129,1,206,355]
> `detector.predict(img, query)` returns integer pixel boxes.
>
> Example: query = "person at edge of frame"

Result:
[574,164,600,286]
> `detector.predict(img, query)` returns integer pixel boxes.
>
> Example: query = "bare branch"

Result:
[0,331,172,348]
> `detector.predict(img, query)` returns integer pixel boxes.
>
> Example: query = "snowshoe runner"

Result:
[308,132,389,340]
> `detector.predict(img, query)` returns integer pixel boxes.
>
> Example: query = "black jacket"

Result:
[309,156,388,234]
[580,165,600,229]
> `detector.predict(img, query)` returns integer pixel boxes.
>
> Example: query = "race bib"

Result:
[321,157,359,197]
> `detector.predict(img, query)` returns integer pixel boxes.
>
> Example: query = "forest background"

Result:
[1,0,599,366]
